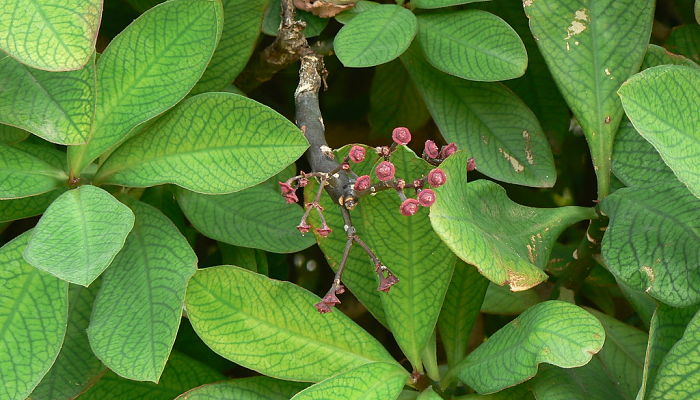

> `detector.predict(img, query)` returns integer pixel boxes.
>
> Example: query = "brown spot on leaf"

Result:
[498,148,525,173]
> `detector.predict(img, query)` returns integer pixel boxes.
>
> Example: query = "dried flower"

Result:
[297,222,311,234]
[314,301,332,313]
[378,273,399,292]
[322,292,341,306]
[440,142,458,158]
[349,145,366,163]
[427,168,447,187]
[392,127,412,145]
[316,225,332,237]
[418,189,436,207]
[467,157,477,172]
[375,161,396,181]
[354,175,371,191]
[424,140,439,158]
[400,198,420,216]
[279,182,295,195]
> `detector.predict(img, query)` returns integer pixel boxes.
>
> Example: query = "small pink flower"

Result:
[400,198,420,216]
[314,301,332,313]
[279,182,295,195]
[467,157,477,172]
[297,222,310,234]
[354,175,371,191]
[298,176,309,187]
[413,179,423,189]
[284,192,298,204]
[378,273,399,292]
[349,145,366,163]
[316,225,332,237]
[418,189,436,207]
[441,143,458,158]
[392,127,412,145]
[376,146,391,157]
[375,161,395,181]
[322,292,341,306]
[396,179,406,190]
[335,284,346,295]
[341,162,350,170]
[427,168,447,188]
[424,140,439,158]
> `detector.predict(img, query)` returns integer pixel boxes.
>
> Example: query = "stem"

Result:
[559,216,607,291]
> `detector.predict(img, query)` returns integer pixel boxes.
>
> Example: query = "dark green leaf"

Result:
[263,0,327,38]
[531,359,627,400]
[642,44,698,70]
[335,1,379,24]
[23,185,135,286]
[0,124,29,144]
[666,24,700,64]
[412,0,489,10]
[481,283,540,315]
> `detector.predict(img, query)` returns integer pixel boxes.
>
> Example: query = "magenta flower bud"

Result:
[349,145,366,163]
[375,161,396,181]
[392,127,412,145]
[428,168,447,187]
[314,301,332,313]
[341,162,350,171]
[424,140,439,158]
[297,222,310,234]
[279,182,295,195]
[418,189,436,207]
[354,175,371,191]
[400,198,420,216]
[440,142,458,158]
[378,273,399,292]
[413,179,423,189]
[316,225,332,237]
[467,157,477,172]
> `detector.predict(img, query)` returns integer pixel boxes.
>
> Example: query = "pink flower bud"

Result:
[413,179,423,189]
[316,225,332,237]
[298,176,309,187]
[467,157,477,172]
[375,161,395,181]
[335,284,346,295]
[378,273,399,292]
[376,146,391,157]
[396,179,406,190]
[341,162,350,170]
[392,127,412,145]
[349,145,366,163]
[424,140,439,158]
[354,175,371,191]
[428,168,447,187]
[440,142,458,158]
[322,292,341,306]
[400,198,420,216]
[297,222,310,234]
[314,301,332,313]
[418,189,436,207]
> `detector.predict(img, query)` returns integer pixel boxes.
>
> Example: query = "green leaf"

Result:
[647,308,700,399]
[263,0,328,38]
[412,0,489,10]
[335,4,417,68]
[454,300,605,394]
[0,231,68,400]
[0,142,67,199]
[638,304,699,400]
[87,200,196,382]
[481,283,540,315]
[401,45,556,187]
[219,243,269,274]
[438,261,489,368]
[368,60,430,138]
[78,352,224,400]
[430,152,594,291]
[524,0,655,198]
[185,265,397,382]
[600,183,700,307]
[176,173,315,253]
[666,24,700,64]
[290,362,408,400]
[95,93,309,194]
[23,185,135,286]
[0,0,101,71]
[416,10,527,82]
[697,0,700,24]
[642,44,698,70]
[0,124,29,144]
[416,387,442,400]
[531,359,628,400]
[190,0,267,94]
[30,283,104,400]
[617,65,700,198]
[0,56,94,144]
[588,309,647,398]
[68,0,224,174]
[0,189,64,223]
[176,376,307,399]
[612,120,676,187]
[335,1,380,24]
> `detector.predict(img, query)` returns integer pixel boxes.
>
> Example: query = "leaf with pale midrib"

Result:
[416,10,527,82]
[429,152,595,291]
[0,231,68,400]
[30,282,104,400]
[0,0,101,71]
[0,56,94,144]
[600,182,700,307]
[68,0,223,174]
[23,185,135,286]
[335,4,417,68]
[95,93,309,194]
[401,45,556,188]
[617,65,700,198]
[0,143,67,200]
[290,362,408,400]
[454,300,605,394]
[524,0,655,198]
[185,266,397,382]
[87,199,196,382]
[176,377,308,400]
